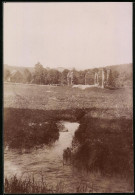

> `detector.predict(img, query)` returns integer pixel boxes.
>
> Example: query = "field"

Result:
[4,83,132,119]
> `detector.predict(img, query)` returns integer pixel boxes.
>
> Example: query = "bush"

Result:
[4,108,59,149]
[73,117,133,178]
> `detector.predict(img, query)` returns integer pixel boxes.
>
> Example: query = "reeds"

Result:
[73,116,133,176]
[5,174,55,194]
[5,174,79,193]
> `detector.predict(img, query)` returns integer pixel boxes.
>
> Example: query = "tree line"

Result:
[4,62,126,88]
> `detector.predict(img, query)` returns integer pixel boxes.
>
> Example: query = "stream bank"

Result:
[4,107,133,192]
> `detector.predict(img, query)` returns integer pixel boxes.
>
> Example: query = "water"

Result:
[4,121,80,190]
[4,121,132,193]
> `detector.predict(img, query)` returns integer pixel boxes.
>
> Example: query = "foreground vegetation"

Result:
[5,175,54,194]
[4,107,133,182]
[4,107,86,149]
[72,117,133,178]
[4,83,133,192]
[5,171,133,193]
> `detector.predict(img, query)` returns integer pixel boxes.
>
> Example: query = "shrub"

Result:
[4,108,59,149]
[73,117,133,178]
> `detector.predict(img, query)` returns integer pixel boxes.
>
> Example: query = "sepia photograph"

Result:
[3,2,133,193]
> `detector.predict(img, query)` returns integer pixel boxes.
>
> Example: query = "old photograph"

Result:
[4,2,133,193]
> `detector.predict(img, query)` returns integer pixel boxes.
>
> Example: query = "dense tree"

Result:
[53,69,61,84]
[85,70,95,85]
[111,70,120,88]
[113,70,119,79]
[24,68,32,83]
[72,69,79,84]
[78,71,85,84]
[34,62,44,84]
[47,69,61,84]
[4,69,10,81]
[107,70,116,87]
[56,71,62,85]
[42,68,48,84]
[10,71,24,83]
[61,69,69,85]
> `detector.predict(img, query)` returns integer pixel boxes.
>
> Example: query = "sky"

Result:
[4,2,132,70]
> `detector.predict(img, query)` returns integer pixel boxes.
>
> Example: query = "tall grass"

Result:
[73,116,133,179]
[4,107,88,149]
[5,171,133,193]
[5,174,55,194]
[4,174,90,193]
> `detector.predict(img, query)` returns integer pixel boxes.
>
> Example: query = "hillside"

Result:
[107,63,132,74]
[4,64,35,74]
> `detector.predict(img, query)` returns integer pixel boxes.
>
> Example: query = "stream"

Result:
[4,120,132,193]
[4,121,81,191]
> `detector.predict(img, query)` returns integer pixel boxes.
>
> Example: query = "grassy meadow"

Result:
[4,83,132,117]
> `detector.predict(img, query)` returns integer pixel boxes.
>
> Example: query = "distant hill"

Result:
[4,64,67,73]
[4,63,132,74]
[107,63,132,87]
[4,64,35,74]
[55,67,65,72]
[106,63,132,75]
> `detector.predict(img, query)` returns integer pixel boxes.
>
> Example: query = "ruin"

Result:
[85,71,95,85]
[94,72,99,86]
[67,71,73,85]
[85,68,110,88]
[66,68,110,88]
[101,69,105,88]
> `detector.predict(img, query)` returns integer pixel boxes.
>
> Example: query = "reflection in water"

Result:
[4,121,80,187]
